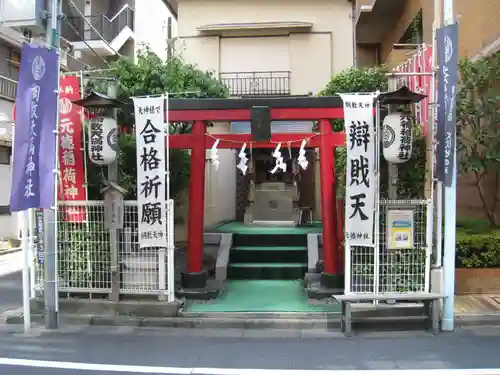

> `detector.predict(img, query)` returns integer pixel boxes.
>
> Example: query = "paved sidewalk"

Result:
[455,295,500,314]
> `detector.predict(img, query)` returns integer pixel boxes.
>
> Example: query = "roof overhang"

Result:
[356,0,407,44]
[197,21,313,37]
[163,0,178,19]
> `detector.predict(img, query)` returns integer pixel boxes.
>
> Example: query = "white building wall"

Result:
[204,122,236,228]
[0,98,18,240]
[0,161,19,240]
[134,0,178,59]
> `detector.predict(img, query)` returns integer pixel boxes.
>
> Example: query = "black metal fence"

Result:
[220,71,291,97]
[0,75,17,102]
[62,7,134,44]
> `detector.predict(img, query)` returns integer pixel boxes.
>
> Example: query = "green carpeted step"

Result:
[233,246,306,251]
[231,262,307,267]
[233,233,307,247]
[230,246,308,264]
[227,262,307,280]
[183,280,339,313]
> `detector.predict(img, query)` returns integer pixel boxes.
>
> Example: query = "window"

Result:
[8,49,21,75]
[0,146,11,165]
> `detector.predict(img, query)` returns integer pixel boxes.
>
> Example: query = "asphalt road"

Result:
[1,251,500,374]
[0,323,499,374]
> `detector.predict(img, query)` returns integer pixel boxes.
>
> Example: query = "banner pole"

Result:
[22,210,31,332]
[442,0,457,332]
[28,208,35,298]
[44,0,61,330]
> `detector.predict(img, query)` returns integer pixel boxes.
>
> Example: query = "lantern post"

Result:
[72,85,125,303]
[377,86,428,297]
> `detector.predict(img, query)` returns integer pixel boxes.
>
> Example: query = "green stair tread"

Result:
[230,262,307,268]
[232,246,307,251]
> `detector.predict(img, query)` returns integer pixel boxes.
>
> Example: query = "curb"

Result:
[5,311,500,330]
[455,313,500,326]
[0,247,21,256]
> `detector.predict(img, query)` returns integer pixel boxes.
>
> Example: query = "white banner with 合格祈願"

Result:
[340,94,376,247]
[133,96,167,248]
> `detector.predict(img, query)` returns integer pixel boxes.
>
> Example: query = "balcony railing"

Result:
[0,75,17,102]
[220,71,291,97]
[62,6,134,44]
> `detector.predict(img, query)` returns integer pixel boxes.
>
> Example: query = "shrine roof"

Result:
[124,95,344,112]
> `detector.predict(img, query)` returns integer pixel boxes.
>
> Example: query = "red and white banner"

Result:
[58,75,87,223]
[395,45,433,136]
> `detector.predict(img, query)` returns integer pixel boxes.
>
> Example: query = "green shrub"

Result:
[456,217,491,234]
[456,228,500,268]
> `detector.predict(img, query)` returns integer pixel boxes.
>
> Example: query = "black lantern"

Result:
[377,85,427,106]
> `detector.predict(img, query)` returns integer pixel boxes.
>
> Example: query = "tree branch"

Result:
[474,171,495,226]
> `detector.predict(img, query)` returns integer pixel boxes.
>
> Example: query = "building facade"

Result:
[0,0,176,240]
[167,0,356,228]
[356,0,500,68]
[355,0,500,220]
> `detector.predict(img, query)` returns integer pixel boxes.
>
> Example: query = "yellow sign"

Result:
[387,209,414,250]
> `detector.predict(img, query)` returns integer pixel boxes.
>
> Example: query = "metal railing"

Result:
[220,71,291,97]
[0,75,17,102]
[62,6,134,44]
[347,199,431,295]
[34,200,174,297]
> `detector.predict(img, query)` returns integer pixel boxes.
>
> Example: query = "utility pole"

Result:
[106,81,120,304]
[44,0,62,330]
[387,78,398,201]
[442,0,457,332]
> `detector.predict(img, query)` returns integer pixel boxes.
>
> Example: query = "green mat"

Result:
[183,280,339,313]
[212,221,322,235]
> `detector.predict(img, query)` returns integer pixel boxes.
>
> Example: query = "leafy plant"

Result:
[84,46,229,199]
[457,52,500,227]
[456,228,500,268]
[57,220,110,289]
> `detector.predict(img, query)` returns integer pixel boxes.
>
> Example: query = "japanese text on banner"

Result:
[133,97,167,248]
[58,75,87,222]
[9,44,58,212]
[436,23,459,187]
[341,94,376,247]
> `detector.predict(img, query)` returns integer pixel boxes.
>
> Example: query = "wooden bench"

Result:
[333,293,445,336]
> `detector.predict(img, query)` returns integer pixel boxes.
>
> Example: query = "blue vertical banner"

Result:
[435,23,459,187]
[10,44,58,212]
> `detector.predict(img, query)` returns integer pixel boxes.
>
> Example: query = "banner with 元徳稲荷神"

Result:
[340,94,376,247]
[58,75,87,223]
[133,96,167,248]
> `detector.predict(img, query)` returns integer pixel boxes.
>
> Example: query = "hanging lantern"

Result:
[382,112,413,164]
[88,116,118,165]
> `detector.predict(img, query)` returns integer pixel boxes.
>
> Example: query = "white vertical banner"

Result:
[133,97,167,249]
[341,94,376,247]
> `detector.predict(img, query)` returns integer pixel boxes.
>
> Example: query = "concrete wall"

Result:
[0,160,20,240]
[205,122,236,228]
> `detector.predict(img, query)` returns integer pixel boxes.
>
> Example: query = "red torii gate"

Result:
[135,96,347,290]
